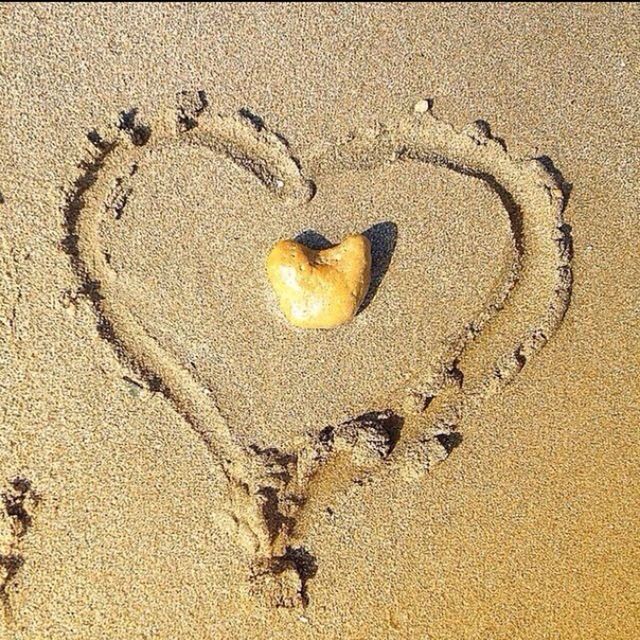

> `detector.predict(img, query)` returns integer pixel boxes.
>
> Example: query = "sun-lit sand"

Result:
[1,3,638,639]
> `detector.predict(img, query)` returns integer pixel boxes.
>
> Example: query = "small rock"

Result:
[413,99,433,114]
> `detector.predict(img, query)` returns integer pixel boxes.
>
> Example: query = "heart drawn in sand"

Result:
[62,93,572,608]
[266,234,372,329]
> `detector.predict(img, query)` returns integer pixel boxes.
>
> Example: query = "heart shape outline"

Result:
[61,96,572,607]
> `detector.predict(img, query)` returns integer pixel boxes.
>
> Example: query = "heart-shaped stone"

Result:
[62,96,572,608]
[266,234,371,329]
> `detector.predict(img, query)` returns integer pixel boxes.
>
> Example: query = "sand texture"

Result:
[1,3,639,639]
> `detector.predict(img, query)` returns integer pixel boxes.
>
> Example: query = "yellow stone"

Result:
[266,234,372,329]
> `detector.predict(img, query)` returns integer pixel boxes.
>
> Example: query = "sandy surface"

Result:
[1,3,639,639]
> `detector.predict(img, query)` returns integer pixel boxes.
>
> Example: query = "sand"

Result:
[1,3,639,638]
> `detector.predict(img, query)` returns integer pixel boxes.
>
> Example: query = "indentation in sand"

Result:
[0,477,39,626]
[60,93,572,607]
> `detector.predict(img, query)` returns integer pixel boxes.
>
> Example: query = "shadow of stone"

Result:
[360,221,398,313]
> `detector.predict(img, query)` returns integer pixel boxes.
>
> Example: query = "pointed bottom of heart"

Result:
[249,548,318,608]
[62,97,571,607]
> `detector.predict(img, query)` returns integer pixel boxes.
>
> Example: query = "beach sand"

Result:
[1,3,638,638]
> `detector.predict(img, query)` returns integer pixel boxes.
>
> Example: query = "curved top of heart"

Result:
[61,94,572,608]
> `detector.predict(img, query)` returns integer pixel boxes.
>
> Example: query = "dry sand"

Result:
[1,3,639,638]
